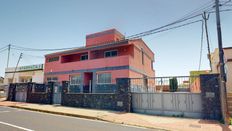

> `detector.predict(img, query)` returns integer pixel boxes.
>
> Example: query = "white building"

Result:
[4,64,44,85]
[211,47,232,92]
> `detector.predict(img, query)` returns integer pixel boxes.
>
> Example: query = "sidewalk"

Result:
[0,100,231,131]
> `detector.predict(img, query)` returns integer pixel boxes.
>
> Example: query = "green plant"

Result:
[169,77,178,92]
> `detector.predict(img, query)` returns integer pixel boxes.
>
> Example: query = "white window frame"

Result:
[80,54,88,61]
[97,73,112,84]
[47,77,58,83]
[104,50,118,58]
[70,74,82,85]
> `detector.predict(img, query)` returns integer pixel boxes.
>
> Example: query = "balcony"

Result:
[45,55,131,73]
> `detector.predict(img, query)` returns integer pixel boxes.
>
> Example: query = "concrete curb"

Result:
[9,105,169,131]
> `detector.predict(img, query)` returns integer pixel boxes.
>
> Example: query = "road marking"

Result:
[7,107,150,130]
[0,111,10,113]
[0,121,34,131]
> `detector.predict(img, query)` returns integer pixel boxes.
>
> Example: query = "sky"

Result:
[0,0,231,77]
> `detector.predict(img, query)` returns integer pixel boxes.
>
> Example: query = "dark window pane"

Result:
[111,51,118,56]
[80,54,88,61]
[105,52,111,57]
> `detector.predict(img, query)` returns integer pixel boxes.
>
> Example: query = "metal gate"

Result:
[53,84,61,104]
[132,92,203,118]
[15,84,27,102]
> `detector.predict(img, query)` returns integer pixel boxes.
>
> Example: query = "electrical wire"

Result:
[11,45,83,51]
[130,19,203,39]
[5,1,231,53]
[0,48,7,54]
[0,45,8,51]
[126,1,215,39]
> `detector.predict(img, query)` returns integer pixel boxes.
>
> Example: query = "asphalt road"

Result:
[0,106,156,131]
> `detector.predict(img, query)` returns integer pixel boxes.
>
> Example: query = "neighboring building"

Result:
[4,64,44,85]
[190,70,210,77]
[0,77,3,84]
[189,70,210,93]
[211,47,232,92]
[44,29,155,92]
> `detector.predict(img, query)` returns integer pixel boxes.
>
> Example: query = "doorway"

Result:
[83,72,93,93]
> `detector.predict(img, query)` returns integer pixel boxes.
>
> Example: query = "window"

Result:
[48,56,59,62]
[141,49,144,65]
[47,77,58,82]
[104,50,118,58]
[70,74,82,85]
[97,73,111,84]
[151,60,154,70]
[80,54,88,61]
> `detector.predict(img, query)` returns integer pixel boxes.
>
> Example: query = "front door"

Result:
[83,72,93,93]
[53,84,61,104]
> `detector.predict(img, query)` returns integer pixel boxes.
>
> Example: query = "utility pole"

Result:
[12,53,23,83]
[7,44,11,68]
[202,12,212,71]
[215,0,229,125]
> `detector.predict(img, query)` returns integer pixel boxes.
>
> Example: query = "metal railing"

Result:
[130,76,201,93]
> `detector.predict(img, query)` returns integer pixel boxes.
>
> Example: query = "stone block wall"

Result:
[61,78,131,112]
[7,84,16,101]
[26,83,53,104]
[200,74,222,120]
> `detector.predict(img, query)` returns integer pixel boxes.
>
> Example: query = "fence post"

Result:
[26,82,34,103]
[116,78,131,112]
[61,81,69,105]
[7,84,16,101]
[47,82,54,104]
[200,74,222,120]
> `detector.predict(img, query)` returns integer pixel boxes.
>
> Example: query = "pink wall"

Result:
[86,29,124,47]
[44,29,155,83]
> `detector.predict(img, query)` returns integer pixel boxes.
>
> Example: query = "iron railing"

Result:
[130,76,201,93]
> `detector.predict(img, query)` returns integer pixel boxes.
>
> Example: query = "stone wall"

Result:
[61,78,131,112]
[26,83,53,104]
[200,74,222,120]
[7,83,53,104]
[7,84,16,101]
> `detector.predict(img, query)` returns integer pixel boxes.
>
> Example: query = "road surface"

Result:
[0,106,156,131]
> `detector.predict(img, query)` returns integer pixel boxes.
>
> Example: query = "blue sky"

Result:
[0,0,231,77]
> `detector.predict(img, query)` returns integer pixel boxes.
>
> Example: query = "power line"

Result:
[0,48,8,54]
[126,1,215,39]
[130,19,203,39]
[0,45,8,51]
[23,54,44,59]
[11,44,83,52]
[2,1,231,53]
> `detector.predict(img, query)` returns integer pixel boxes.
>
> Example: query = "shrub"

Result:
[169,77,178,92]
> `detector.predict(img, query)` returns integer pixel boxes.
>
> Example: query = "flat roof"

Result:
[224,47,232,50]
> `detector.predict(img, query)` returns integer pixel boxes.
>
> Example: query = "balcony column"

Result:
[88,50,91,60]
[92,71,97,93]
[80,72,84,93]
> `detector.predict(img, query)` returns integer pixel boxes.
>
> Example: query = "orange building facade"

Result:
[44,29,155,93]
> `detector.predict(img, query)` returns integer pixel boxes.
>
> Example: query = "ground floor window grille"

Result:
[97,73,112,84]
[69,74,82,93]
